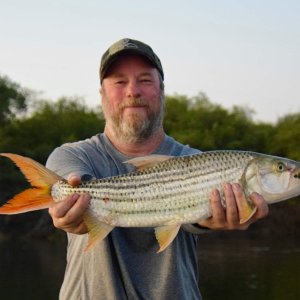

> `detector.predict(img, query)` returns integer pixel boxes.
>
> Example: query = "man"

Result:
[47,38,268,300]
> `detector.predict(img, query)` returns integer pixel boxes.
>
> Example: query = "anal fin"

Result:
[155,224,180,253]
[83,211,114,251]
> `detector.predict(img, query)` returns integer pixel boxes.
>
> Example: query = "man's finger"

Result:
[68,173,81,186]
[49,193,79,219]
[209,188,226,227]
[61,193,91,225]
[223,183,239,227]
[250,192,269,219]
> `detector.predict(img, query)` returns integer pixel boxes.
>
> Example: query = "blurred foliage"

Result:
[164,93,275,153]
[269,113,300,161]
[0,75,28,125]
[0,97,104,163]
[0,75,299,236]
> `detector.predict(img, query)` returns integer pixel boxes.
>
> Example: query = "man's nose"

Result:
[126,81,141,98]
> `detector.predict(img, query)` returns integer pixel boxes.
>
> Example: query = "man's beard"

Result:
[103,97,164,144]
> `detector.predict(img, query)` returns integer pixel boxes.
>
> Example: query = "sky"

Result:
[1,0,299,123]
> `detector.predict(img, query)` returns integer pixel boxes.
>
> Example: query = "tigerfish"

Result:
[0,151,300,252]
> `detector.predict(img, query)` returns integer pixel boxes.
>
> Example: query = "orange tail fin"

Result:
[0,153,62,215]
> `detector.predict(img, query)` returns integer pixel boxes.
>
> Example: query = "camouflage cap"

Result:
[100,38,164,83]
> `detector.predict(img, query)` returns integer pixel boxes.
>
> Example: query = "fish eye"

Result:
[276,162,286,172]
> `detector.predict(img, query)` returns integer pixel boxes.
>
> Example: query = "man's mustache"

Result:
[120,98,149,110]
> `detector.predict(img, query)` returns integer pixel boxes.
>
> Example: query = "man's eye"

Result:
[140,79,152,83]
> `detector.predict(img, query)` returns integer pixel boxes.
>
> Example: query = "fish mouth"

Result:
[293,172,300,179]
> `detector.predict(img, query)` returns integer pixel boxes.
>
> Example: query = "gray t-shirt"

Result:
[46,133,204,300]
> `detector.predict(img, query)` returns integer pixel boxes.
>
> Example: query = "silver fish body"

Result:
[51,150,300,228]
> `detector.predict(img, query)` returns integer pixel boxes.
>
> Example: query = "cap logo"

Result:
[109,38,138,55]
[123,38,139,49]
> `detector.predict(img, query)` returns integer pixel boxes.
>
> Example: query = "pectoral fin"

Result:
[155,224,180,253]
[83,211,114,251]
[238,196,257,224]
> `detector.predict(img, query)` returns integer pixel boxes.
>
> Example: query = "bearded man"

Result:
[47,38,268,300]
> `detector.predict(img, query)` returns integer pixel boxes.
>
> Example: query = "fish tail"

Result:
[0,153,62,215]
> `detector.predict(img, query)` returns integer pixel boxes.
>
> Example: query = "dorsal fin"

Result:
[124,154,173,170]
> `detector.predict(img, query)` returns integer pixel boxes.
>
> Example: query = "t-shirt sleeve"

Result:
[46,146,95,180]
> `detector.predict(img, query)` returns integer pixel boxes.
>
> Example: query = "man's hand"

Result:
[48,174,91,234]
[198,183,269,230]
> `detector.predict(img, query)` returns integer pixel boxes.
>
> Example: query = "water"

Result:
[0,234,299,300]
[198,235,300,300]
[0,236,66,300]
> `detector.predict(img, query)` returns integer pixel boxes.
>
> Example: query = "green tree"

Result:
[0,97,104,163]
[270,113,300,160]
[0,75,28,125]
[164,93,274,152]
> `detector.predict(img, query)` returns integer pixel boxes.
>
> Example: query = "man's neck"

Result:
[104,127,165,157]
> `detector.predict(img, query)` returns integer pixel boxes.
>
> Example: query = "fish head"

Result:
[244,155,300,204]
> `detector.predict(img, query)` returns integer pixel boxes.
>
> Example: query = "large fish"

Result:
[0,151,300,252]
